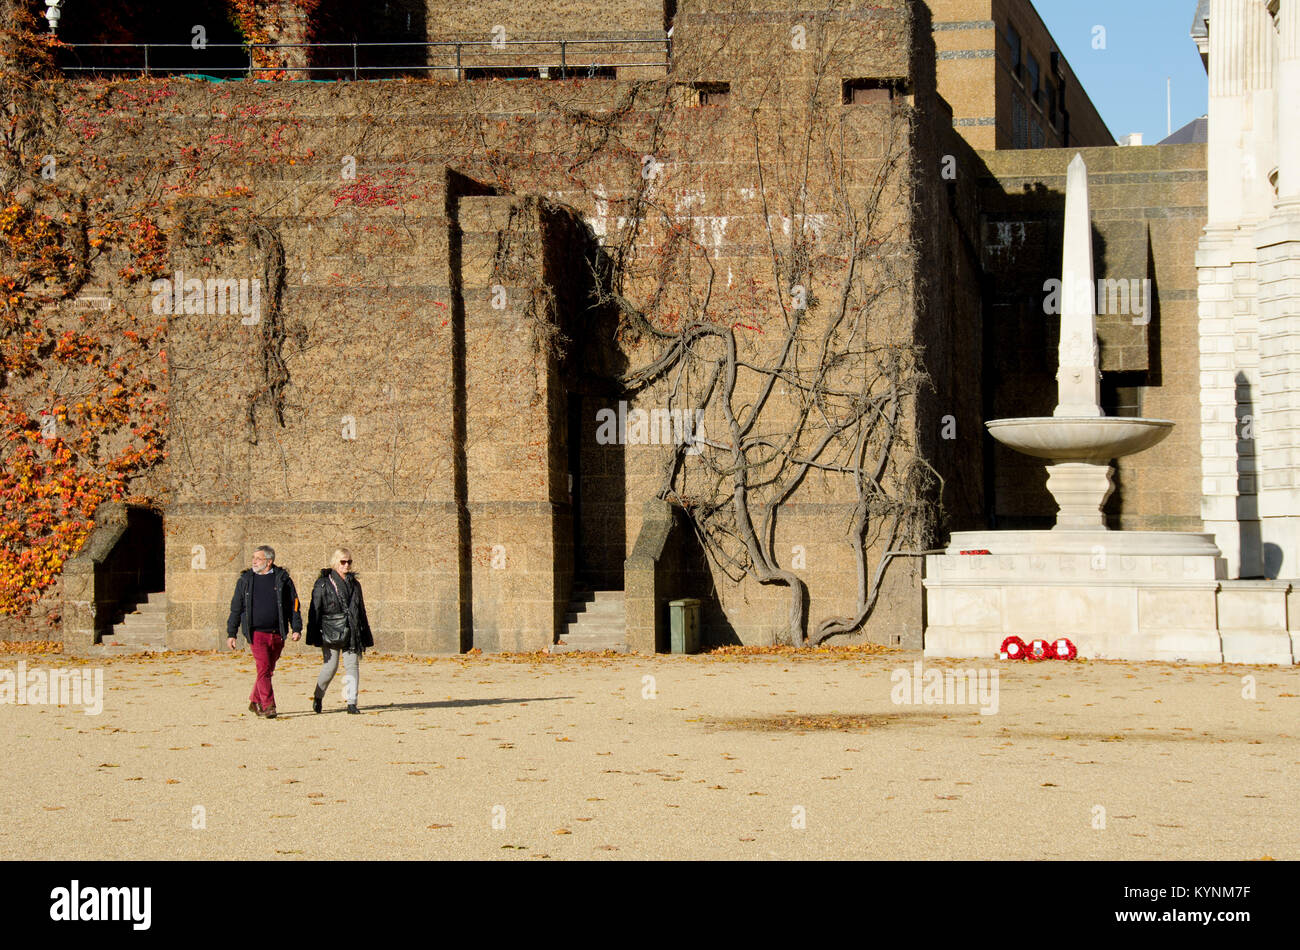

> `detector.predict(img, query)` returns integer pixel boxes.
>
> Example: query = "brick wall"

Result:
[928,0,1113,152]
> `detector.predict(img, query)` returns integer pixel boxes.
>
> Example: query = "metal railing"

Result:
[57,38,672,80]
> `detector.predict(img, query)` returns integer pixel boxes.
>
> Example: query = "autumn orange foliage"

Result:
[0,10,166,617]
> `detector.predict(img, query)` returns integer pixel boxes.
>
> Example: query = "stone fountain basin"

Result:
[986,417,1174,461]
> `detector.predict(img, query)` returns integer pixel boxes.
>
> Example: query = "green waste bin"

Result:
[668,598,702,654]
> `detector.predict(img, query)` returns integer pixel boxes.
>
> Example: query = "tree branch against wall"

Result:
[455,2,941,645]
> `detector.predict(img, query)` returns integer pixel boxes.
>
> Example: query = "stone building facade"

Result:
[1195,0,1300,579]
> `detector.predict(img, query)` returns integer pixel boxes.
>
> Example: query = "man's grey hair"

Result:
[255,545,275,562]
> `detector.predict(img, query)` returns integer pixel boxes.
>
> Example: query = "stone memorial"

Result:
[924,155,1297,665]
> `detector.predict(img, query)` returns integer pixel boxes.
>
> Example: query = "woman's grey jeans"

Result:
[316,647,360,704]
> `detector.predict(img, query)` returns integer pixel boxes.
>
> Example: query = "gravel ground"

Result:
[1,648,1296,860]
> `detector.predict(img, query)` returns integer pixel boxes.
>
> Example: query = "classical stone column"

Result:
[1197,0,1276,576]
[1254,0,1300,576]
[1274,0,1300,211]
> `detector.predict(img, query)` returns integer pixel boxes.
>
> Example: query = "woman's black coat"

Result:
[306,569,374,652]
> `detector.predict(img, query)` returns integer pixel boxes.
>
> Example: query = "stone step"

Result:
[89,641,167,655]
[565,605,624,623]
[562,627,627,640]
[118,614,165,625]
[552,640,629,654]
[112,630,166,642]
[570,590,625,604]
[110,592,169,642]
[113,633,166,644]
[561,628,626,640]
[564,614,625,627]
[119,611,165,623]
[569,593,624,606]
[103,628,165,643]
[560,588,626,650]
[113,616,165,631]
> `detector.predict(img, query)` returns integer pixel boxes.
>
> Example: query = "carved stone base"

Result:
[1045,461,1113,530]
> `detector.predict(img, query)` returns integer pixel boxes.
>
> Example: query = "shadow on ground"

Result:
[274,696,575,718]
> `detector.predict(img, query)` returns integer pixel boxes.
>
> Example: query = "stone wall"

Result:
[25,0,961,653]
[424,0,666,40]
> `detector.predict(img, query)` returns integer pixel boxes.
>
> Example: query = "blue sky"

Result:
[1033,0,1209,144]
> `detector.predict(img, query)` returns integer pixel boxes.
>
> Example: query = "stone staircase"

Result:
[553,589,628,653]
[95,592,168,655]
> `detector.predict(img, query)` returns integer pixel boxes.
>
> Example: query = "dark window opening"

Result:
[1026,53,1041,106]
[464,67,544,80]
[561,65,617,80]
[1012,95,1029,149]
[465,65,615,81]
[1102,372,1148,418]
[691,81,731,106]
[842,77,909,105]
[1005,22,1022,82]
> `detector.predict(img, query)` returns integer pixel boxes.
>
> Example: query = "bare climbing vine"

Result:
[244,220,289,442]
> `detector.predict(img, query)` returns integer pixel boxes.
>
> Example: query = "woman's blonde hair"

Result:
[331,548,352,567]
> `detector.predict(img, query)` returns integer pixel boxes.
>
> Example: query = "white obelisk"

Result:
[1054,153,1102,418]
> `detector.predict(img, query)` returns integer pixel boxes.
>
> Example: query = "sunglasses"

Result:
[338,560,351,565]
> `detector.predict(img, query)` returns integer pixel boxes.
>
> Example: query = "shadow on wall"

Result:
[676,511,736,650]
[1101,226,1159,527]
[542,204,629,595]
[626,498,734,652]
[1236,369,1265,577]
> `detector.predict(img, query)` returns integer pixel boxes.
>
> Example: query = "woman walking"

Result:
[307,548,373,714]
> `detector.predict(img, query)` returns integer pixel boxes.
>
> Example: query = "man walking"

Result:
[227,545,302,719]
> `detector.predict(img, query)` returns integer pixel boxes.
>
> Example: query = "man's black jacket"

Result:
[226,565,303,641]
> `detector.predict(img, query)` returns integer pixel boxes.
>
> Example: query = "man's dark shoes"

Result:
[263,706,277,719]
[312,694,322,714]
[347,704,359,715]
[248,701,264,717]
